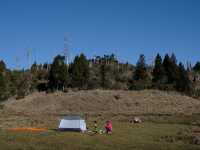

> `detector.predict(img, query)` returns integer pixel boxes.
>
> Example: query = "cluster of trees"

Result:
[129,53,192,93]
[0,52,199,101]
[193,62,200,73]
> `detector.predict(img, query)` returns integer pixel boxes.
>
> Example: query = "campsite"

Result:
[0,90,200,150]
[1,0,200,149]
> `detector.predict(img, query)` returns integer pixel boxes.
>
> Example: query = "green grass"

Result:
[0,122,199,150]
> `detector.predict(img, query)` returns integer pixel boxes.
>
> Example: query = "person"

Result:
[94,120,98,134]
[105,120,112,134]
[133,117,142,123]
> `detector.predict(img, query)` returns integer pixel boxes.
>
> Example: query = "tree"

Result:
[99,62,112,89]
[16,72,32,99]
[162,54,171,82]
[0,73,8,101]
[0,60,9,101]
[48,55,68,91]
[71,53,89,88]
[0,60,6,73]
[31,62,38,73]
[152,53,165,83]
[163,54,179,84]
[130,54,151,90]
[8,70,23,96]
[100,63,106,88]
[193,62,200,73]
[171,53,177,65]
[176,63,192,92]
[134,54,148,80]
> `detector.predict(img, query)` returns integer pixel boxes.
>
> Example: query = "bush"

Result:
[129,80,152,90]
[152,83,175,91]
[190,89,200,98]
[111,82,128,90]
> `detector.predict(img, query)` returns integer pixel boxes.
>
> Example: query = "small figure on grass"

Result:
[105,120,112,134]
[94,120,98,134]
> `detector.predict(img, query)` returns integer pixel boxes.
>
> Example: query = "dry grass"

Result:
[0,89,200,128]
[3,89,200,115]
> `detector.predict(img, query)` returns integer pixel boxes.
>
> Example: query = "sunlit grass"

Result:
[0,122,199,150]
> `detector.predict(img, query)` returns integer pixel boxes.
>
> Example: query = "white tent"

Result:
[58,115,86,132]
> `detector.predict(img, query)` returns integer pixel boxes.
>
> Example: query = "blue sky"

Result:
[0,0,200,69]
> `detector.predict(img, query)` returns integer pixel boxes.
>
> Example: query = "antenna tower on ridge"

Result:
[27,48,32,69]
[64,36,70,65]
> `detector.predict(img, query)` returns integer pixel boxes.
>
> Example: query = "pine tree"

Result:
[0,60,6,73]
[31,62,38,73]
[163,54,179,84]
[162,54,170,82]
[134,54,148,80]
[48,55,68,91]
[171,53,177,64]
[176,63,191,92]
[193,62,200,73]
[0,60,9,101]
[152,53,165,83]
[71,53,89,88]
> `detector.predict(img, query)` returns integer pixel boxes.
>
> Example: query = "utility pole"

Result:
[15,56,20,70]
[27,48,32,69]
[64,36,70,65]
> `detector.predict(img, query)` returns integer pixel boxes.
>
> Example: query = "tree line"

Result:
[0,52,200,101]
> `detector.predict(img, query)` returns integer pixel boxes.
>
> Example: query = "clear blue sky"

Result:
[0,0,200,69]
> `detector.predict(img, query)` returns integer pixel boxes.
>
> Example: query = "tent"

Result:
[58,115,86,132]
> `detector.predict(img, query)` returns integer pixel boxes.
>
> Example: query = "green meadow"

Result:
[0,122,199,150]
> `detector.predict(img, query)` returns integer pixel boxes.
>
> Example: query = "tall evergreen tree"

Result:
[171,53,177,64]
[0,60,6,73]
[193,62,200,73]
[162,54,171,80]
[176,63,191,92]
[48,55,68,91]
[152,53,165,83]
[0,60,9,101]
[71,53,89,88]
[163,54,179,84]
[0,73,7,101]
[134,54,148,80]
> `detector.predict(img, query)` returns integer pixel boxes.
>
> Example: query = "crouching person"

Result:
[133,117,142,123]
[105,120,112,134]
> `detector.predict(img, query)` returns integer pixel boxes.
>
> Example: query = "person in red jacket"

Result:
[105,120,112,134]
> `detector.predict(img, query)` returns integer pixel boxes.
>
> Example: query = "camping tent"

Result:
[58,115,86,132]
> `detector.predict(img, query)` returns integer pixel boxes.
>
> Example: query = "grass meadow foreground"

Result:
[0,122,200,150]
[1,90,200,150]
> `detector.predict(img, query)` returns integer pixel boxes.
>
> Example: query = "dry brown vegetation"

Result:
[3,89,200,115]
[0,90,200,129]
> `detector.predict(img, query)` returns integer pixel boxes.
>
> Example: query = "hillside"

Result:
[3,90,200,116]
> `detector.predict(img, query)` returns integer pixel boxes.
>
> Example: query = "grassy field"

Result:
[1,90,200,149]
[0,122,200,150]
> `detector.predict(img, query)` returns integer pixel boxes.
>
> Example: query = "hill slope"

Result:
[3,90,200,116]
